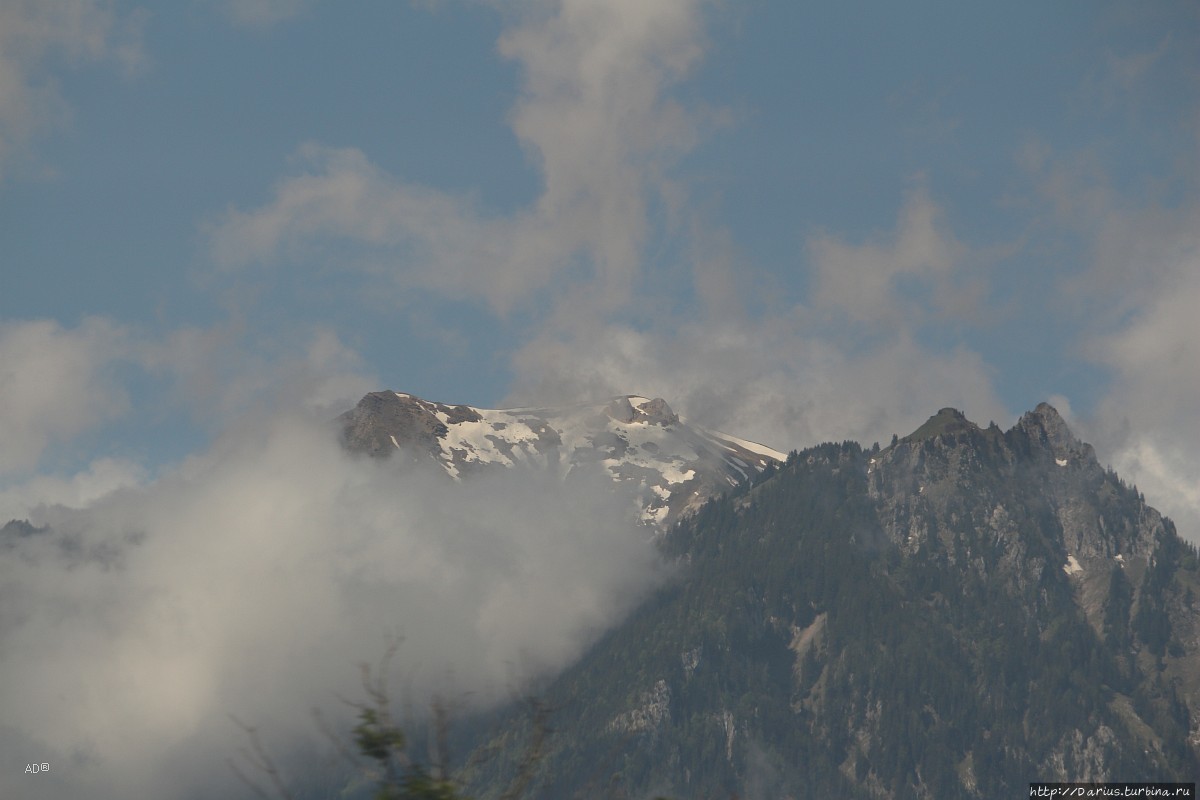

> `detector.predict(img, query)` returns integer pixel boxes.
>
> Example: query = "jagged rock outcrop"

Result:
[869,404,1171,624]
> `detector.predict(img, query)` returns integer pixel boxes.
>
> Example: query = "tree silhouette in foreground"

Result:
[231,639,555,800]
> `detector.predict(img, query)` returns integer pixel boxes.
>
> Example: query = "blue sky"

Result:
[2,1,1198,530]
[2,3,1200,796]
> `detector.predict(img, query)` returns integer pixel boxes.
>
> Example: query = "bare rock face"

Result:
[605,396,637,424]
[339,392,448,459]
[865,402,1200,772]
[635,397,678,426]
[1013,402,1098,466]
[337,391,785,527]
[870,404,1159,571]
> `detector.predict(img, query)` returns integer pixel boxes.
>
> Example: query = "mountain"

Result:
[338,391,785,527]
[454,403,1200,799]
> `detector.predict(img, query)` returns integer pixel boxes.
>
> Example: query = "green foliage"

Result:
[354,708,407,765]
[1134,533,1185,657]
[348,707,463,800]
[231,638,481,800]
[378,768,464,800]
[1103,565,1133,652]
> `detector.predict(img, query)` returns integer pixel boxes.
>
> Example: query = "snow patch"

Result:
[647,505,669,525]
[697,428,787,462]
[1063,554,1083,575]
[661,466,695,485]
[1056,458,1068,467]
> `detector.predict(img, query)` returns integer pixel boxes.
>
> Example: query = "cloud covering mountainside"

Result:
[1,408,663,799]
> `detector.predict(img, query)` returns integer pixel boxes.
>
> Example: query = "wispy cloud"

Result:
[0,317,134,476]
[1018,86,1200,541]
[807,180,976,328]
[511,316,1008,453]
[507,167,1006,452]
[0,314,376,511]
[1086,203,1200,541]
[207,0,713,315]
[145,322,379,427]
[0,456,146,524]
[207,1,1011,453]
[0,0,144,181]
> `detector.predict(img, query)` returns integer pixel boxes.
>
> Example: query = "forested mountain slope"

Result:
[458,404,1200,799]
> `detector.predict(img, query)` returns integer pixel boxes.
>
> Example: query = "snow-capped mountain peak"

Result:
[338,391,786,526]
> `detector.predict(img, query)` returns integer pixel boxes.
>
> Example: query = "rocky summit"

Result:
[337,391,786,527]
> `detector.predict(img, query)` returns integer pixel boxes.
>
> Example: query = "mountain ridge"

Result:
[337,390,786,527]
[453,401,1200,799]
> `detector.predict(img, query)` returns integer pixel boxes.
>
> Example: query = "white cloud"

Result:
[1087,209,1200,541]
[208,144,514,303]
[507,173,1005,455]
[511,317,1009,453]
[0,411,662,799]
[207,0,712,315]
[208,1,1016,459]
[0,456,145,523]
[0,317,133,476]
[0,316,376,480]
[496,0,708,308]
[0,0,143,180]
[807,181,975,327]
[145,321,379,426]
[1008,108,1200,544]
[1011,101,1200,542]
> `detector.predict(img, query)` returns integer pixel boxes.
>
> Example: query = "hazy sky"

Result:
[1,1,1199,796]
